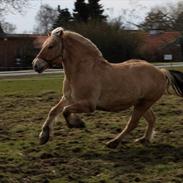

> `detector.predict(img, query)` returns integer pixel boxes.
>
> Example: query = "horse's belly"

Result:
[96,86,139,112]
[96,99,134,112]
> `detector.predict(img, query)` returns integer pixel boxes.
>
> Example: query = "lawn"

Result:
[0,72,183,183]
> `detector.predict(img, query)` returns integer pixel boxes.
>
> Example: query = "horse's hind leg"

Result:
[106,101,155,149]
[63,100,95,127]
[65,113,86,128]
[135,109,155,145]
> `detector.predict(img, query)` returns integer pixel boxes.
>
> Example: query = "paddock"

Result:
[0,72,182,183]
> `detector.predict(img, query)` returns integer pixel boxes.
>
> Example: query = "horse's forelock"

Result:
[43,33,59,47]
[51,27,64,37]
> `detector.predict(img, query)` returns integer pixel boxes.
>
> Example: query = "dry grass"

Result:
[0,73,183,183]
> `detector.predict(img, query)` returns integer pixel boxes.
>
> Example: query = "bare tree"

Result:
[34,4,58,34]
[0,0,29,33]
[138,8,174,31]
[138,2,183,31]
[168,1,183,31]
[1,21,16,33]
[109,0,146,29]
[0,0,29,13]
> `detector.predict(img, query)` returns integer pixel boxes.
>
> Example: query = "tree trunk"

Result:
[0,23,5,34]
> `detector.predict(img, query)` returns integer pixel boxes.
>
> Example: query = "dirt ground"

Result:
[0,75,182,183]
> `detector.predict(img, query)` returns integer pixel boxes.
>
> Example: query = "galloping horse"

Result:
[32,27,183,148]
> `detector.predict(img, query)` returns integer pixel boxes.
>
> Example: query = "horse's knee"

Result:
[63,101,95,117]
[49,106,59,118]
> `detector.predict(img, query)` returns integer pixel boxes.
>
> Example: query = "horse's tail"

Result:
[163,69,183,97]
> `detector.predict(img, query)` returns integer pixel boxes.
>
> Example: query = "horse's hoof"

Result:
[106,139,120,149]
[134,137,150,146]
[67,118,86,129]
[39,126,50,145]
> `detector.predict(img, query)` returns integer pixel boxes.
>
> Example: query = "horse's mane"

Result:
[64,31,103,58]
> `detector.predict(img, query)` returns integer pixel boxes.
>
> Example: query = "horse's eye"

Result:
[48,45,54,49]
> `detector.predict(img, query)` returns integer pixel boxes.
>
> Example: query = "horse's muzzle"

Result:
[32,58,49,73]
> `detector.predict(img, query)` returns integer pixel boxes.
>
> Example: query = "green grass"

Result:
[0,74,64,96]
[0,73,183,183]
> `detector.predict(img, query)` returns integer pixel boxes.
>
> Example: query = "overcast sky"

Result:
[5,0,182,33]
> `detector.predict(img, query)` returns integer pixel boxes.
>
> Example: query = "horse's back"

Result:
[112,59,167,94]
[111,59,165,83]
[113,59,157,72]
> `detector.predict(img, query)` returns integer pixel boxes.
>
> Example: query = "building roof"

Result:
[0,33,48,49]
[140,31,181,53]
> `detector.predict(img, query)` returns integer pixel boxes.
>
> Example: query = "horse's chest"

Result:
[69,84,95,101]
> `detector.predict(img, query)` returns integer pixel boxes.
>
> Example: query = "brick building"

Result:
[139,31,183,62]
[0,33,47,70]
[0,31,182,70]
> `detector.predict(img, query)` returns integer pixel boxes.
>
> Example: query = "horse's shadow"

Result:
[82,143,183,172]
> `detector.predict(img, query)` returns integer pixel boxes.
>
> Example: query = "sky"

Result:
[4,0,182,33]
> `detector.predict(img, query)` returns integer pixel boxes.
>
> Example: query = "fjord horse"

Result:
[32,27,183,148]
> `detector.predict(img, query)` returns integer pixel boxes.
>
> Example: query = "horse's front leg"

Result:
[39,97,86,145]
[63,100,95,126]
[39,96,68,145]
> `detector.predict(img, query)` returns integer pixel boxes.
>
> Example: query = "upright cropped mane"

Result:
[64,31,103,58]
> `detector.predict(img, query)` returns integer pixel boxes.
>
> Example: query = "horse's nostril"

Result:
[32,58,47,73]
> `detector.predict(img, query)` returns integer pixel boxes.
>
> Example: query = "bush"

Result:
[64,21,144,62]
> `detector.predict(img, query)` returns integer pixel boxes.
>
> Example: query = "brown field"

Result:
[0,73,183,183]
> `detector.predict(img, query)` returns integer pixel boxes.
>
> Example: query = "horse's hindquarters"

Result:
[96,61,167,112]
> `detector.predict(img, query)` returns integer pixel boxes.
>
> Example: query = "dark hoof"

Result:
[39,126,50,145]
[67,118,86,129]
[106,139,120,149]
[135,137,151,146]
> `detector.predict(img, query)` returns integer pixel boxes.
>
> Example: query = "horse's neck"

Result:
[62,51,90,79]
[62,35,108,80]
[62,56,77,80]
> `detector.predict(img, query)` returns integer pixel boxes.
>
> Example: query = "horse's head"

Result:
[32,27,64,73]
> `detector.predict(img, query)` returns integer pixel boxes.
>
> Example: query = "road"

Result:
[0,62,183,77]
[0,69,63,77]
[154,62,183,67]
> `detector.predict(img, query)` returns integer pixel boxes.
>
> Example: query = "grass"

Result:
[0,72,183,183]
